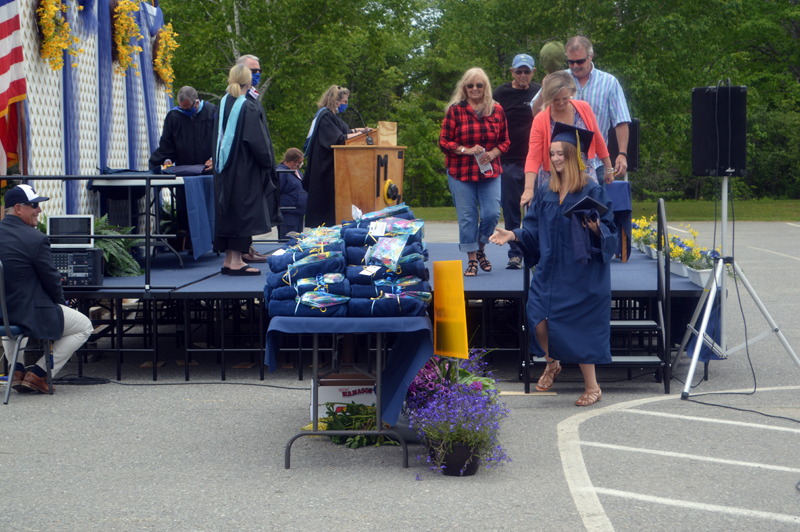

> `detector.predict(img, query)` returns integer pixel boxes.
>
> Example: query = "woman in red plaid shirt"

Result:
[439,68,510,276]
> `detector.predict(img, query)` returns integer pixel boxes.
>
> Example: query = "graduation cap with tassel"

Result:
[551,122,594,172]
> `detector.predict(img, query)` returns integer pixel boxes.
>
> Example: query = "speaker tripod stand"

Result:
[674,173,800,399]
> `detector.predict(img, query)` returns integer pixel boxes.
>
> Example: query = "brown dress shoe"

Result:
[11,371,35,393]
[242,253,267,263]
[21,371,53,394]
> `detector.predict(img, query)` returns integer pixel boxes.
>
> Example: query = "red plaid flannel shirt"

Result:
[439,101,510,182]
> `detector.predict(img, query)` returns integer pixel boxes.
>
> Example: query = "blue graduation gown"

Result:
[514,180,618,365]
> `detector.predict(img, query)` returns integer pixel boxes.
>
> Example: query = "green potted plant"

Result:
[94,214,144,277]
[406,350,510,476]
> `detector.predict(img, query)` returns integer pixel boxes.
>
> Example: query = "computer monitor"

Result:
[47,215,94,249]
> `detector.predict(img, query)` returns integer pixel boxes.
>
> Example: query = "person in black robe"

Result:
[148,86,217,238]
[237,54,282,260]
[302,85,367,228]
[212,64,277,276]
[149,86,216,171]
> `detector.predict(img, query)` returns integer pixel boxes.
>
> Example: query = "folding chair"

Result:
[1,260,54,404]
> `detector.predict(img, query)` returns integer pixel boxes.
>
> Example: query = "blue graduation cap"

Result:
[552,123,594,171]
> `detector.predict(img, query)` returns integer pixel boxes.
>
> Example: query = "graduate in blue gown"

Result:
[490,123,618,406]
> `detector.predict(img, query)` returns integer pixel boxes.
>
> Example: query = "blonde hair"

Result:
[549,141,588,194]
[541,71,576,111]
[317,85,350,113]
[281,148,304,164]
[227,64,251,98]
[446,68,494,113]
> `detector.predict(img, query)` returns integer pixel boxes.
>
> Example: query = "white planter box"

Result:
[670,261,689,277]
[688,268,713,288]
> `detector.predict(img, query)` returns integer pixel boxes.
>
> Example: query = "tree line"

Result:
[162,0,800,205]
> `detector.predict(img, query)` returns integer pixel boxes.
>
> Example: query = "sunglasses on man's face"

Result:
[567,57,589,66]
[514,69,531,75]
[22,202,39,208]
[466,83,484,89]
[250,68,261,74]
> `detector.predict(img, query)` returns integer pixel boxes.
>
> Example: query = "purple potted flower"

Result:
[406,350,510,476]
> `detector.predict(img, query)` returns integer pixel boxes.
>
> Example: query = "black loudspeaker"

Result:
[607,118,639,173]
[691,85,747,176]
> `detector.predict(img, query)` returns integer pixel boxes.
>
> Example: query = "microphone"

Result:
[350,104,374,145]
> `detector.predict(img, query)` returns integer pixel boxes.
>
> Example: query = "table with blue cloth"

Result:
[606,180,633,262]
[266,316,434,468]
[89,169,215,260]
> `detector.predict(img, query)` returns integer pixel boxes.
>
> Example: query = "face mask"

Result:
[252,72,261,87]
[337,102,348,114]
[179,104,197,117]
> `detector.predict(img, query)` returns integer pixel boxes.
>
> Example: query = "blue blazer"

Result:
[0,215,65,340]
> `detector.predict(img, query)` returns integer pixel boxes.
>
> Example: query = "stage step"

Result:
[610,319,659,331]
[531,355,663,367]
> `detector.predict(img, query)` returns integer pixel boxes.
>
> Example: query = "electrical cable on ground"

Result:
[53,374,309,391]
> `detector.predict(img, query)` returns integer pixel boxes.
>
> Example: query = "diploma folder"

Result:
[563,195,608,219]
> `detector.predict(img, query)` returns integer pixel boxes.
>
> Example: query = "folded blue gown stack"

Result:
[263,203,430,318]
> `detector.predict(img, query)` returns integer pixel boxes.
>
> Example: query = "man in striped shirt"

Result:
[565,36,631,183]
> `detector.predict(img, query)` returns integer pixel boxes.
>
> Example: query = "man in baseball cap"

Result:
[3,184,49,228]
[492,53,541,269]
[0,184,93,395]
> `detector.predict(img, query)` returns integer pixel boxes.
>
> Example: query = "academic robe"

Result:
[148,102,217,169]
[149,102,217,234]
[212,96,276,239]
[246,92,283,229]
[302,109,350,227]
[513,180,618,365]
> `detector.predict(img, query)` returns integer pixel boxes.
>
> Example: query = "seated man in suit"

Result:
[0,185,94,394]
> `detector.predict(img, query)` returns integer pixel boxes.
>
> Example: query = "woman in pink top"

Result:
[523,71,611,204]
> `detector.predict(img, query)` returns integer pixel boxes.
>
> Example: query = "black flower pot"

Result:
[430,442,481,476]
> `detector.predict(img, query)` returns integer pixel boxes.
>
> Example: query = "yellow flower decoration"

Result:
[111,0,144,76]
[36,0,83,71]
[153,23,179,96]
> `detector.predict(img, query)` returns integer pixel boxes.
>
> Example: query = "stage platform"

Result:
[62,241,701,300]
[53,240,698,383]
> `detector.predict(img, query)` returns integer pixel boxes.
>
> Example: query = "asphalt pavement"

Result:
[1,220,799,532]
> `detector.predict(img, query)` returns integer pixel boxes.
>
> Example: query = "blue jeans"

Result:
[500,163,525,259]
[448,173,501,253]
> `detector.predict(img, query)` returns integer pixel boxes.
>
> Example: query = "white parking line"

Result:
[591,488,800,524]
[557,385,800,532]
[787,222,800,229]
[667,225,690,234]
[624,408,800,434]
[748,246,800,261]
[580,441,800,474]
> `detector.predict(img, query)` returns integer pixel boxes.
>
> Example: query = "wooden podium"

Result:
[333,122,405,222]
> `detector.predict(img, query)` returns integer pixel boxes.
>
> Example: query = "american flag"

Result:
[0,0,25,171]
[0,0,25,119]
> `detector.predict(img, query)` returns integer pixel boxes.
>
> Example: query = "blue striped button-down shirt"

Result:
[570,64,631,168]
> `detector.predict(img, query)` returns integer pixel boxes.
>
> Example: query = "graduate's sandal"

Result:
[535,361,561,392]
[476,249,492,272]
[228,264,261,276]
[575,389,602,406]
[464,260,479,276]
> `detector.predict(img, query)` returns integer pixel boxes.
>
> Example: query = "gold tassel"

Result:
[576,132,586,171]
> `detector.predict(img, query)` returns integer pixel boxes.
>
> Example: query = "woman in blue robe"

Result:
[490,123,618,406]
